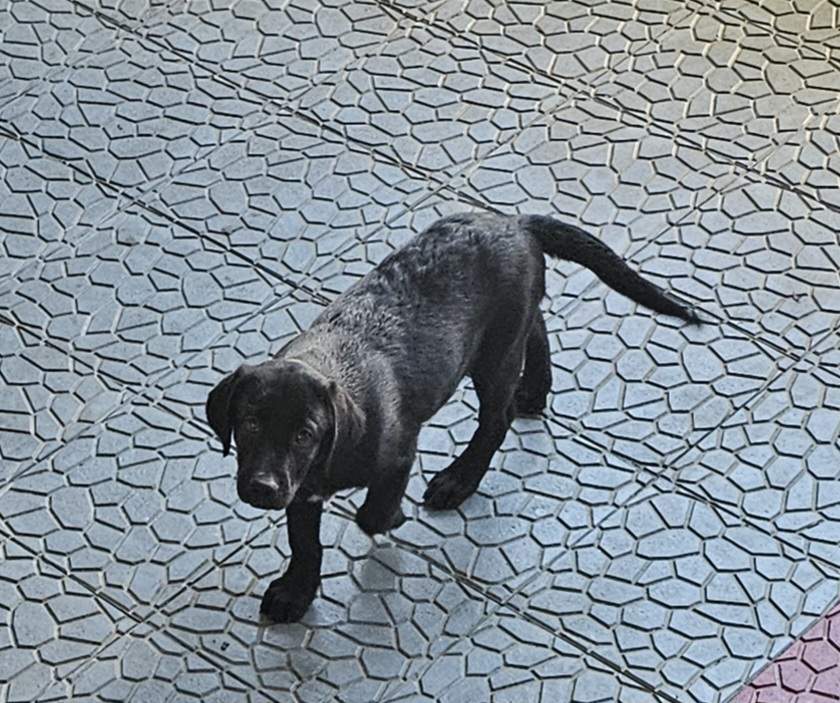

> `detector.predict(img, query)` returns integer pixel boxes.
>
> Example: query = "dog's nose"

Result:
[251,472,280,493]
[240,472,284,509]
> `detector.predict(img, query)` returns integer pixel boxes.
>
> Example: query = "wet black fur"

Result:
[206,212,699,622]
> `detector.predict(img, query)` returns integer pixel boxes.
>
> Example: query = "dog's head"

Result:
[205,360,365,510]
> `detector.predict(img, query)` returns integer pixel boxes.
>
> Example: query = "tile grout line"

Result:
[7,1,840,698]
[553,328,840,500]
[1,407,289,700]
[661,483,840,703]
[0,121,334,307]
[1,522,147,628]
[585,89,840,217]
[330,490,684,703]
[20,0,839,330]
[0,290,297,488]
[656,334,840,581]
[12,0,826,372]
[379,0,840,216]
[66,0,544,196]
[1,520,155,695]
[708,0,840,76]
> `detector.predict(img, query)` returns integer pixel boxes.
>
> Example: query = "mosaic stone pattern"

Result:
[732,600,840,703]
[0,537,134,703]
[2,0,840,701]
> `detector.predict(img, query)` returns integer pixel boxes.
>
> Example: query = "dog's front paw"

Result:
[423,465,481,510]
[356,503,407,536]
[260,574,317,623]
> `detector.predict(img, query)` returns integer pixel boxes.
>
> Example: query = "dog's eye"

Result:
[294,428,314,445]
[243,418,259,434]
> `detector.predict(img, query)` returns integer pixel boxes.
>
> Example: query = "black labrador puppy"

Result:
[206,212,698,622]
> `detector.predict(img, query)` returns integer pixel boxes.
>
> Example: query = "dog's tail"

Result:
[523,214,700,325]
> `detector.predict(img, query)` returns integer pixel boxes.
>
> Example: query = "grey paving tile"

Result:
[0,136,120,281]
[37,623,277,703]
[541,283,792,470]
[0,323,129,485]
[509,488,840,703]
[395,0,694,87]
[807,319,840,381]
[0,536,135,703]
[150,510,497,703]
[380,608,664,703]
[0,31,273,194]
[0,200,293,389]
[453,94,739,260]
[758,99,840,211]
[0,400,273,618]
[0,0,117,108]
[135,0,402,103]
[290,19,572,175]
[711,0,840,61]
[667,360,840,569]
[587,0,840,166]
[74,0,170,27]
[147,295,328,427]
[140,115,449,285]
[628,176,840,354]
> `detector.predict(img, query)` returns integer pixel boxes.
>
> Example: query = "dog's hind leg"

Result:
[514,313,551,417]
[423,335,525,510]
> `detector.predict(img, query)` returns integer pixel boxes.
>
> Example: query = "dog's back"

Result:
[305,214,544,420]
[292,212,697,426]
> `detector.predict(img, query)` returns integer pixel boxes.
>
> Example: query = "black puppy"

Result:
[206,213,698,622]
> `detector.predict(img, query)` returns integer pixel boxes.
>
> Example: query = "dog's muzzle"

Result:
[237,472,290,510]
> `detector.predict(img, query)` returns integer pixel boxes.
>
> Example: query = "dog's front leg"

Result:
[355,448,414,536]
[260,500,322,623]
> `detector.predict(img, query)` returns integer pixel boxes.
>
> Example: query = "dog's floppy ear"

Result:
[323,380,365,471]
[206,369,242,456]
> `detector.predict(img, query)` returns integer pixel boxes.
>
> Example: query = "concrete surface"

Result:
[1,0,840,701]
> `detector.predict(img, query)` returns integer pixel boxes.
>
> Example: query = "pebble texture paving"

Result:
[1,1,840,701]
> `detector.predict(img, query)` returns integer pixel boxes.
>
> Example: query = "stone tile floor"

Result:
[1,0,840,701]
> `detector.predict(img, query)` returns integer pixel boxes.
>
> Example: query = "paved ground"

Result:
[1,0,840,701]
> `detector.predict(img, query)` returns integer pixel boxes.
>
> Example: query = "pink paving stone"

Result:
[756,688,804,703]
[803,618,830,643]
[828,618,840,650]
[779,660,814,693]
[802,640,839,673]
[812,667,840,697]
[732,598,840,701]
